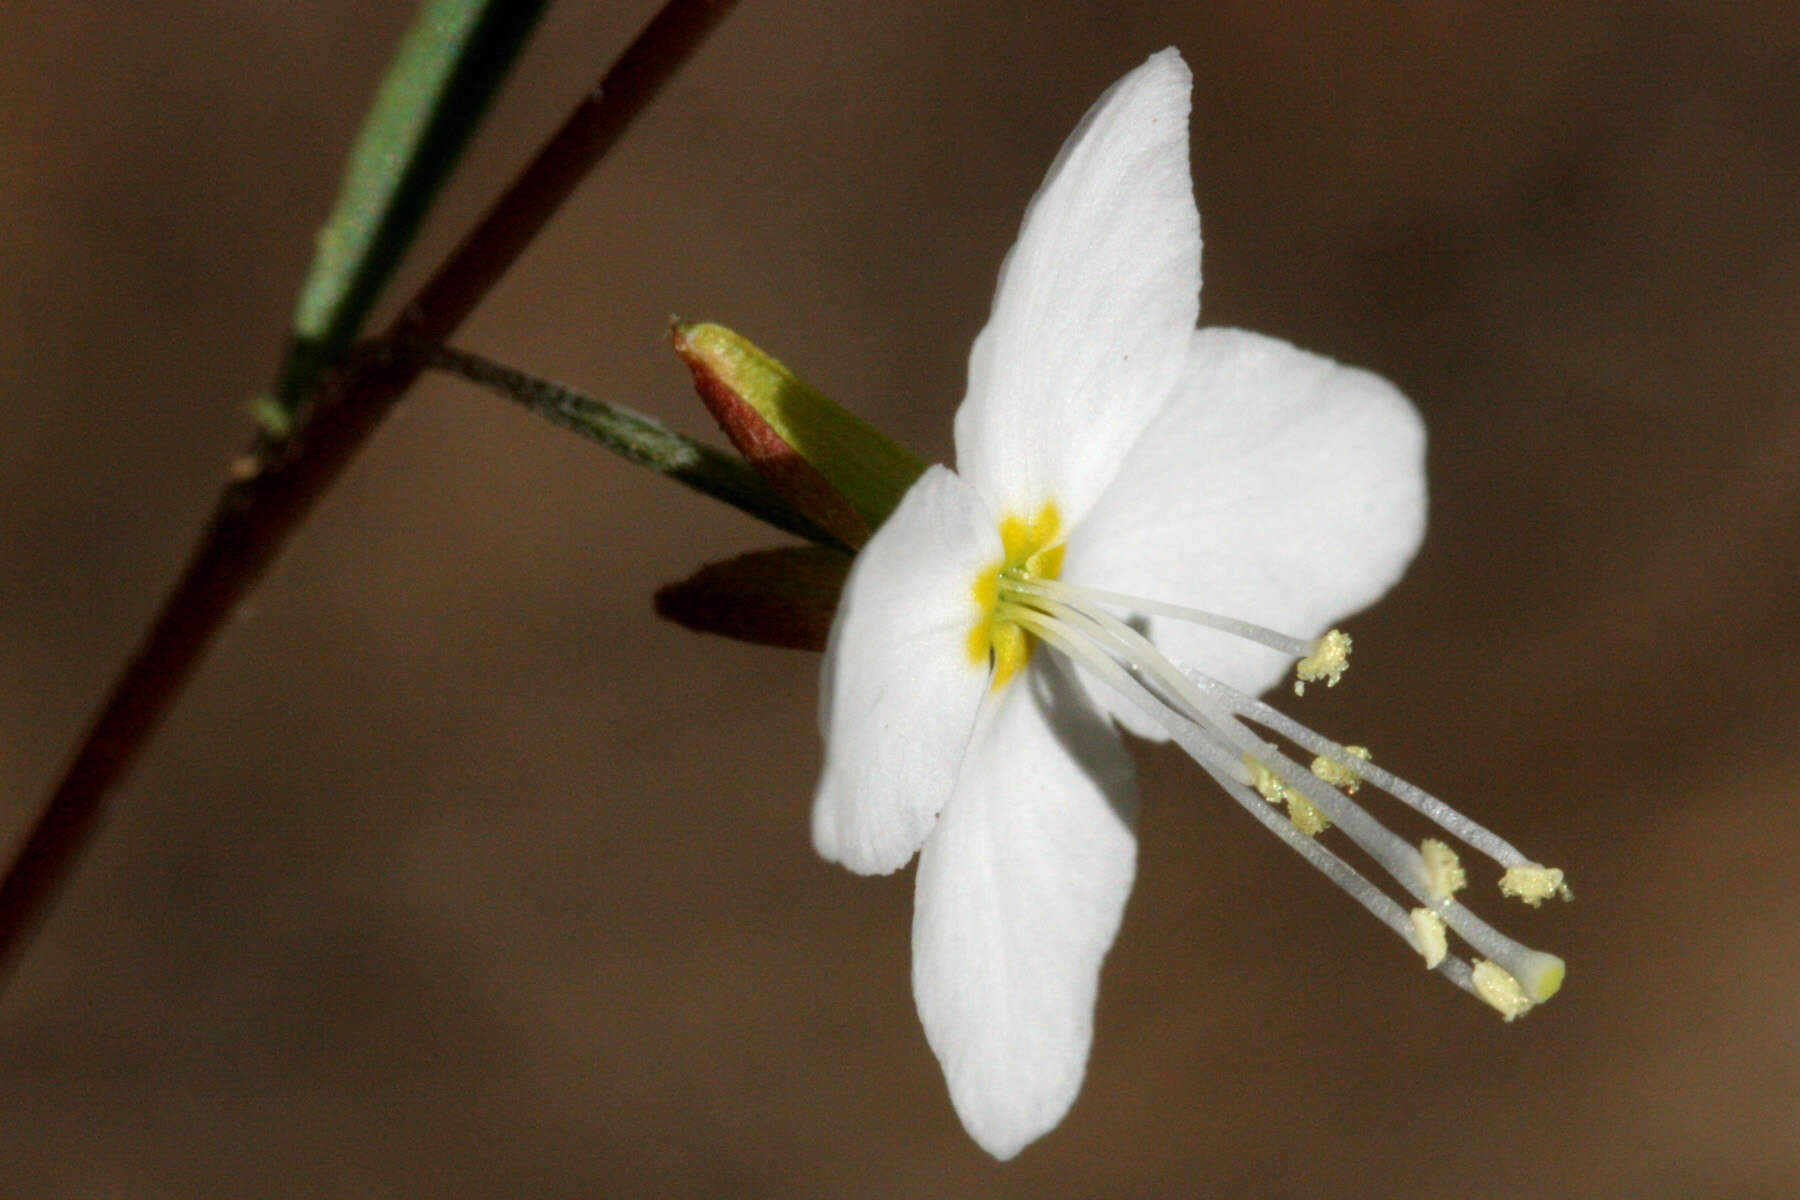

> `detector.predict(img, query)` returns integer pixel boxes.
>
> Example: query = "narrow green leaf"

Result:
[274,0,548,418]
[425,343,845,549]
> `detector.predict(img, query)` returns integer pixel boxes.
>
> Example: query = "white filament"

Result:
[996,576,1562,1008]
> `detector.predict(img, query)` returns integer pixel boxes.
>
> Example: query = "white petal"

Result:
[954,48,1201,527]
[912,658,1138,1159]
[1065,327,1427,718]
[813,466,1000,874]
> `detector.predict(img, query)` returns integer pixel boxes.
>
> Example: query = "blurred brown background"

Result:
[4,1,1798,1195]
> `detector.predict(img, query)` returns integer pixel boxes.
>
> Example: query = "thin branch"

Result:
[0,0,742,984]
[424,341,842,547]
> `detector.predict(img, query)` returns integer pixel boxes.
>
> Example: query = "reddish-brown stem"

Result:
[0,0,741,985]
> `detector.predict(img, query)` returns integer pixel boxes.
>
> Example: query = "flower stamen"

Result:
[1004,577,1317,658]
[1310,746,1370,792]
[1471,959,1536,1021]
[1500,864,1573,906]
[1294,628,1352,695]
[1421,838,1467,900]
[993,575,1569,1018]
[1410,908,1449,968]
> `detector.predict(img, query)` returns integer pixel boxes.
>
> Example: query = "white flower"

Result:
[811,48,1567,1160]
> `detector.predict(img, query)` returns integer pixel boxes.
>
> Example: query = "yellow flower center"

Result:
[968,502,1065,689]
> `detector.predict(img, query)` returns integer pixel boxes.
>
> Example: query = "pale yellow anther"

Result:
[1245,756,1330,834]
[1409,908,1448,969]
[1286,793,1331,837]
[1471,959,1533,1021]
[1420,838,1467,900]
[1500,864,1572,907]
[1294,628,1352,696]
[1309,745,1372,793]
[1246,757,1287,805]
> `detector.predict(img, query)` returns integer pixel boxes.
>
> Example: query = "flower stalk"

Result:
[0,0,743,985]
[424,341,837,547]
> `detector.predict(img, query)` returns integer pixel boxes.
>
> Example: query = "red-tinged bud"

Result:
[672,322,925,548]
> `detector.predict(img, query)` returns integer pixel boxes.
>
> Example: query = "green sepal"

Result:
[673,322,925,545]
